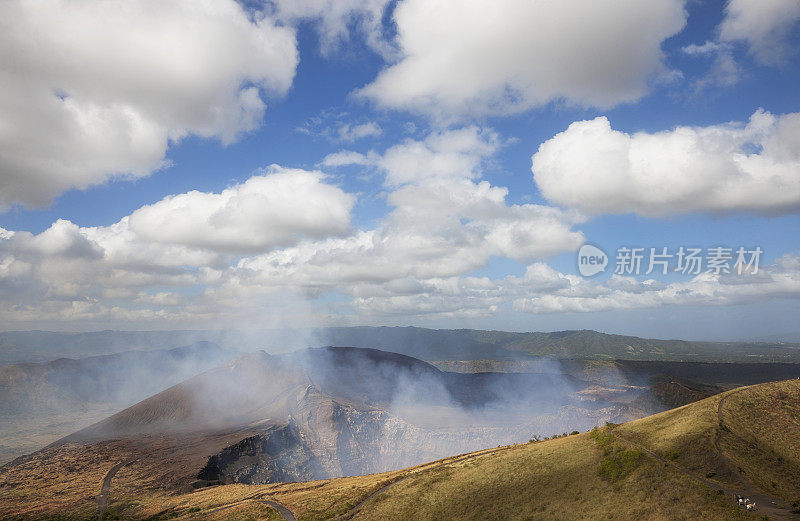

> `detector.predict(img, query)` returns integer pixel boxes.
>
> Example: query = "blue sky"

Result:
[0,0,798,340]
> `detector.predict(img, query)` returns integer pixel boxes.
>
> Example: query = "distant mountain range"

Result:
[322,327,800,363]
[2,327,800,365]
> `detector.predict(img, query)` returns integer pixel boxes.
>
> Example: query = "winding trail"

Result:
[96,459,136,521]
[200,493,296,521]
[257,498,296,521]
[618,389,798,521]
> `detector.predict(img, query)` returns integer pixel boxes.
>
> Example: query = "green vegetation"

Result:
[590,426,643,482]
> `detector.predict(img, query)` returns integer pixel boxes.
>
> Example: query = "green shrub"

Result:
[589,427,615,451]
[598,449,643,482]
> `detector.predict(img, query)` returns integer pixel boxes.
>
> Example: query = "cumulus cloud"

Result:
[236,178,584,293]
[356,0,686,117]
[128,167,355,254]
[270,0,394,57]
[323,126,502,185]
[231,128,585,319]
[336,122,383,142]
[719,0,800,65]
[681,41,741,92]
[0,0,298,209]
[532,110,800,216]
[0,167,355,325]
[680,0,800,92]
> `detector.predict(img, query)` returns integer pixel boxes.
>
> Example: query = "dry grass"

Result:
[348,432,748,521]
[614,392,741,488]
[196,502,284,521]
[0,442,134,520]
[720,379,800,504]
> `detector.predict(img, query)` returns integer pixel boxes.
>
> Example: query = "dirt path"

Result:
[257,498,297,521]
[201,494,296,521]
[96,459,135,521]
[332,446,510,521]
[618,390,798,521]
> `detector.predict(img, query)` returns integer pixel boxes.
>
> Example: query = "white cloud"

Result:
[337,122,383,142]
[323,126,502,185]
[681,41,741,91]
[321,150,374,168]
[680,0,800,92]
[128,166,355,254]
[0,0,298,209]
[297,110,383,143]
[356,0,686,117]
[0,167,356,323]
[270,0,394,57]
[532,110,800,216]
[719,0,800,65]
[238,129,585,309]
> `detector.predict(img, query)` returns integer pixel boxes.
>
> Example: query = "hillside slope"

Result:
[1,379,797,521]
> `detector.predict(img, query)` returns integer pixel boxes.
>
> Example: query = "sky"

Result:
[0,0,798,340]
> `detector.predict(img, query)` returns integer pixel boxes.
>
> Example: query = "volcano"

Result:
[49,347,655,490]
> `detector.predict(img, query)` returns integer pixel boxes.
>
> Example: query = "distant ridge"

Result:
[2,327,800,365]
[320,327,800,363]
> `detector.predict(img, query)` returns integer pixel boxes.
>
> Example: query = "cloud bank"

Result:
[0,128,587,327]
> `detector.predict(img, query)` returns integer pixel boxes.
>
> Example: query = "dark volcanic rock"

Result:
[198,423,317,484]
